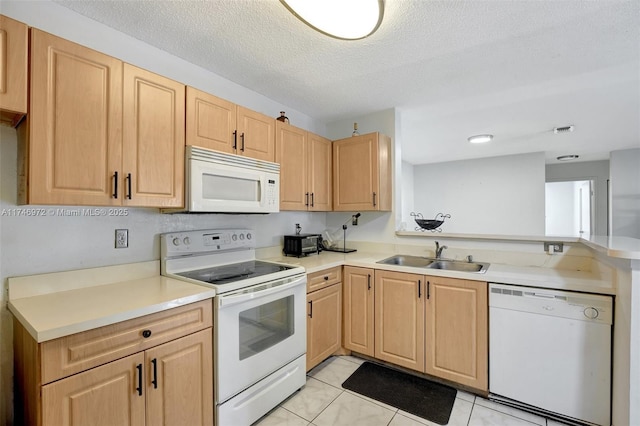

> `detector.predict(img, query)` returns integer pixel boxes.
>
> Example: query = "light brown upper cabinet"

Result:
[22,30,184,207]
[123,64,184,207]
[276,121,332,211]
[24,29,123,206]
[0,15,28,127]
[186,86,275,162]
[332,132,392,211]
[425,276,488,391]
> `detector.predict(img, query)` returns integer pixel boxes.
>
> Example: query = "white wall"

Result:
[0,2,328,424]
[411,153,546,235]
[401,161,415,230]
[545,181,578,236]
[546,160,609,236]
[610,149,640,238]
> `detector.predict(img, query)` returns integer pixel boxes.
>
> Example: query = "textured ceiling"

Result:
[53,0,640,164]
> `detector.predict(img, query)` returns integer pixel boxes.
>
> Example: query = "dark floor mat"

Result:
[342,361,457,425]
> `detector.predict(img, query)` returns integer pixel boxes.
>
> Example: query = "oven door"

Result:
[215,274,306,403]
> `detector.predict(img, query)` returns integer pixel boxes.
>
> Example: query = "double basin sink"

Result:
[377,255,489,273]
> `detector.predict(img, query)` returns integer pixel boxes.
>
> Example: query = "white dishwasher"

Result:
[489,283,612,426]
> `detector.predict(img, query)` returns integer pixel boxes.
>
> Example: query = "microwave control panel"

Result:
[266,178,278,207]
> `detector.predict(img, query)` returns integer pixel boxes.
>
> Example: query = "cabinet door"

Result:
[42,352,145,426]
[276,121,308,210]
[342,266,374,356]
[145,329,213,426]
[333,133,379,211]
[237,106,275,162]
[425,277,488,391]
[123,64,185,207]
[307,283,342,371]
[308,133,332,211]
[186,86,236,153]
[0,15,28,126]
[28,29,122,206]
[374,270,425,372]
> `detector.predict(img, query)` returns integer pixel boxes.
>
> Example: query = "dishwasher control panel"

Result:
[489,283,613,324]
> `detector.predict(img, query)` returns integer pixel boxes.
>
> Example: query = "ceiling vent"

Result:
[553,125,575,134]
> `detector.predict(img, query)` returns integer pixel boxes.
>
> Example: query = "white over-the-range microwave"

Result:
[166,146,280,213]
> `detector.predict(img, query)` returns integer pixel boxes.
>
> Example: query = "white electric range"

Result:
[161,229,307,426]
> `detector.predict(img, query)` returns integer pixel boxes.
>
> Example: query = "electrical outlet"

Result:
[115,229,128,248]
[543,242,563,253]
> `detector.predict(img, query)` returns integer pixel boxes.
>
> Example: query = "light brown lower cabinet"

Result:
[306,267,342,371]
[341,267,488,391]
[307,283,342,371]
[374,270,425,372]
[15,300,214,426]
[425,276,488,391]
[342,266,375,357]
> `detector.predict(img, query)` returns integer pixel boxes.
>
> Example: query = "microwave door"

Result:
[189,159,277,213]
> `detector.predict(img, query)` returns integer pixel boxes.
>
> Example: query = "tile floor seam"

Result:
[307,388,346,424]
[474,403,545,426]
[278,405,314,425]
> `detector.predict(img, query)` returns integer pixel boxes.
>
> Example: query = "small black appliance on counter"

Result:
[283,234,322,257]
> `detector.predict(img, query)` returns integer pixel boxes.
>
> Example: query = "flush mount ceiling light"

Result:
[280,0,384,40]
[467,134,493,144]
[557,155,580,161]
[553,125,575,134]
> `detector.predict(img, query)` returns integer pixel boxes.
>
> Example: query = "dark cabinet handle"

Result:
[126,173,132,200]
[427,281,431,299]
[113,171,118,199]
[308,300,313,318]
[151,358,158,389]
[142,330,152,338]
[233,130,237,150]
[311,193,314,207]
[367,274,371,290]
[136,363,143,396]
[418,279,421,298]
[240,133,245,152]
[324,276,329,281]
[373,192,377,207]
[305,192,309,207]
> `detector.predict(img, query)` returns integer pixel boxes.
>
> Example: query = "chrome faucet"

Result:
[435,241,448,259]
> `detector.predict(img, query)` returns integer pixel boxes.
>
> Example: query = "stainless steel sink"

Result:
[376,255,433,268]
[426,260,489,273]
[377,255,490,273]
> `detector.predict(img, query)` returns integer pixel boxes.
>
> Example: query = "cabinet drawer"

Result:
[308,267,342,293]
[41,299,212,384]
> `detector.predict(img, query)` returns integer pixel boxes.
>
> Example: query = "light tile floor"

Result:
[253,356,568,426]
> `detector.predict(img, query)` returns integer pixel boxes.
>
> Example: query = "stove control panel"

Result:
[161,228,255,257]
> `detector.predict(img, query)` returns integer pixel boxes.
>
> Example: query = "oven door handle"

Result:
[218,275,306,308]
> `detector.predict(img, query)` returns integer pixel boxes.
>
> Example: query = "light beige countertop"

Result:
[8,261,216,342]
[265,251,615,295]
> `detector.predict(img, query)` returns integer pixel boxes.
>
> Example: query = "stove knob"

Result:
[584,307,599,319]
[246,233,252,240]
[183,237,191,245]
[172,237,181,246]
[239,234,245,240]
[232,234,238,241]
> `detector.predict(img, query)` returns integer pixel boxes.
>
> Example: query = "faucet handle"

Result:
[466,255,473,263]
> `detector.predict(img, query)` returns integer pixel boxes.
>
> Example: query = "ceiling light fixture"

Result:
[280,0,384,40]
[467,134,493,144]
[557,155,579,161]
[553,125,575,134]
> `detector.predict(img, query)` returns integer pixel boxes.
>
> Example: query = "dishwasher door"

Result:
[489,283,612,426]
